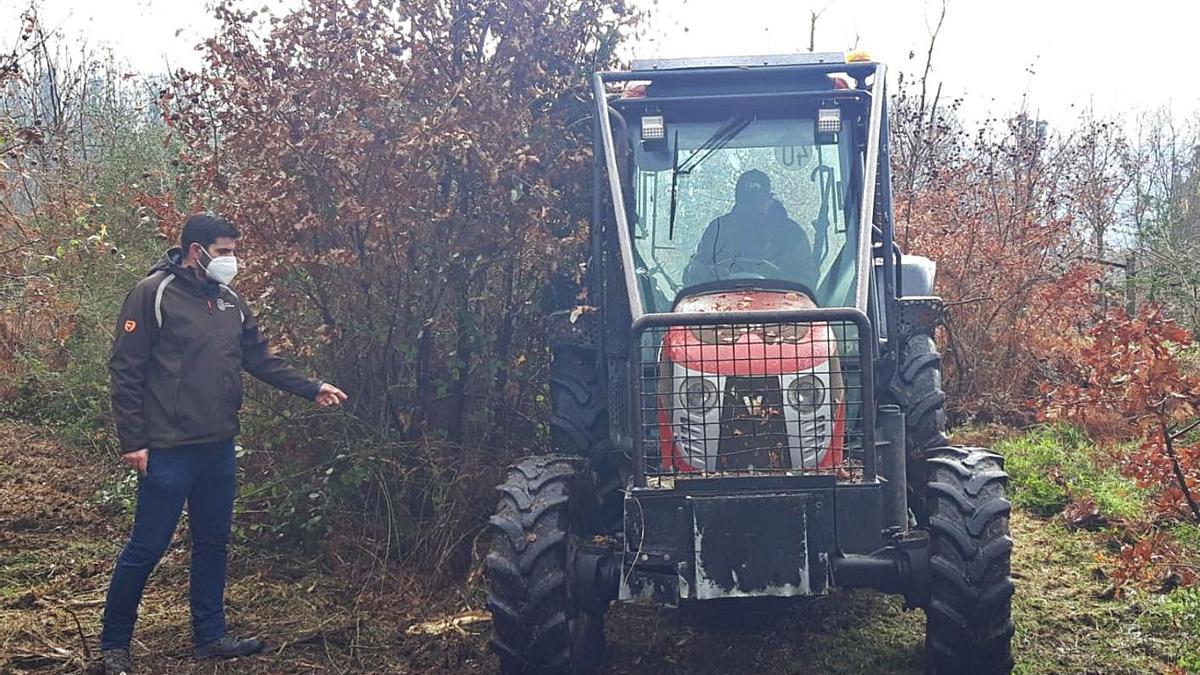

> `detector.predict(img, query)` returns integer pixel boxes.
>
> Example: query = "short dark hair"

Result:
[181,212,239,253]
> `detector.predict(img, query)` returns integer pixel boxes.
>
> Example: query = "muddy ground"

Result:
[0,421,1187,674]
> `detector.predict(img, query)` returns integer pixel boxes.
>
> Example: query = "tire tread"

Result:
[486,456,604,674]
[924,446,1014,675]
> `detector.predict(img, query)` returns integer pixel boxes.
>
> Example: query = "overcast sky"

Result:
[9,0,1199,129]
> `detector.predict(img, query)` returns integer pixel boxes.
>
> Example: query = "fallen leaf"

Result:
[569,305,596,324]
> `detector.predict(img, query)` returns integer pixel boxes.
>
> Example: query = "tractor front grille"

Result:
[636,318,867,480]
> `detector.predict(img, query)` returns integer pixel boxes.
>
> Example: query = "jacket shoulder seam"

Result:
[153,273,176,328]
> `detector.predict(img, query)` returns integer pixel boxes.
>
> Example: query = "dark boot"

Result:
[100,648,133,674]
[193,635,265,659]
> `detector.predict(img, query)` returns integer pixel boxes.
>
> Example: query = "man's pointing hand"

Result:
[315,383,347,408]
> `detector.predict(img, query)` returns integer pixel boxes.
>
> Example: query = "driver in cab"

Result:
[682,169,815,290]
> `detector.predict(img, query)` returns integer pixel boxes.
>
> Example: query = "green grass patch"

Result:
[1009,514,1191,673]
[92,471,139,515]
[1140,586,1200,671]
[997,425,1148,520]
[1172,521,1200,550]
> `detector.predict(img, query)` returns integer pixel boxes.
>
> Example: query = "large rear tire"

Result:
[549,343,612,462]
[898,332,949,523]
[549,336,622,533]
[486,456,607,675]
[924,446,1015,675]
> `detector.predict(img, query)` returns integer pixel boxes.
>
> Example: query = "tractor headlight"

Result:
[679,377,718,413]
[787,374,825,413]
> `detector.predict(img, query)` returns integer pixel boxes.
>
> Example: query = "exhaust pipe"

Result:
[877,404,907,532]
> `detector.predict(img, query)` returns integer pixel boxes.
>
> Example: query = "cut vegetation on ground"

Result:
[1,421,1197,673]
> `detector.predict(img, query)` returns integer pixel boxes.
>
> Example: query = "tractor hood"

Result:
[664,289,832,376]
[674,288,816,314]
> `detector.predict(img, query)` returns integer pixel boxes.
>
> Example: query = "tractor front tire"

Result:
[924,446,1015,675]
[898,332,949,523]
[486,456,607,675]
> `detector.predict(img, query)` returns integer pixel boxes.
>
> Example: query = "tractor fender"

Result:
[899,254,937,297]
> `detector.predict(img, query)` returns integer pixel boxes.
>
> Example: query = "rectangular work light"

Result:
[642,115,665,141]
[817,108,841,133]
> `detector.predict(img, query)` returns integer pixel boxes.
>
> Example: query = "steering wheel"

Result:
[699,256,784,281]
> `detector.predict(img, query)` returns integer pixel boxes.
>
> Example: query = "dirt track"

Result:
[0,421,1185,674]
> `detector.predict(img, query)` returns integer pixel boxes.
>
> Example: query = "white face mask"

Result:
[199,247,238,285]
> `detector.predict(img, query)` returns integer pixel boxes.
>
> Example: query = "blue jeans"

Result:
[99,439,236,650]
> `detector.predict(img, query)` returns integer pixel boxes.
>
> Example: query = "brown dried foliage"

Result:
[164,0,634,443]
[895,110,1101,423]
[151,0,637,575]
[1043,307,1200,523]
[1109,531,1198,591]
[1042,306,1200,588]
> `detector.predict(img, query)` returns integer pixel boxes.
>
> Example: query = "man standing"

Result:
[100,213,346,674]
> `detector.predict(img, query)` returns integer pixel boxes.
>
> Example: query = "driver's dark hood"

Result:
[674,288,816,313]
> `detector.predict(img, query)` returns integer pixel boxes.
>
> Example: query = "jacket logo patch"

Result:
[124,320,137,333]
[216,299,234,312]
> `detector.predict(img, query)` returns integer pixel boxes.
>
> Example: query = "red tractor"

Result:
[486,53,1014,674]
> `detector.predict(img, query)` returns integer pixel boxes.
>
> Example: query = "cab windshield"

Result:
[629,114,860,312]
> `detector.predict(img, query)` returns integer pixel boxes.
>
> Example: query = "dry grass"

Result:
[0,421,492,674]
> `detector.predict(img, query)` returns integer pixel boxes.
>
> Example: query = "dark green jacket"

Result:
[109,249,321,453]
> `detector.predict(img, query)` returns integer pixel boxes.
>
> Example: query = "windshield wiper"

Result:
[667,115,753,240]
[812,163,834,259]
[668,131,680,240]
[678,115,752,175]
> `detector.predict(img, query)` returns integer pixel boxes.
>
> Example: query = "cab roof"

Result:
[628,53,847,72]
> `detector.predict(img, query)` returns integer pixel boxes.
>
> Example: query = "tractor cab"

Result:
[623,68,861,312]
[484,53,1015,675]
